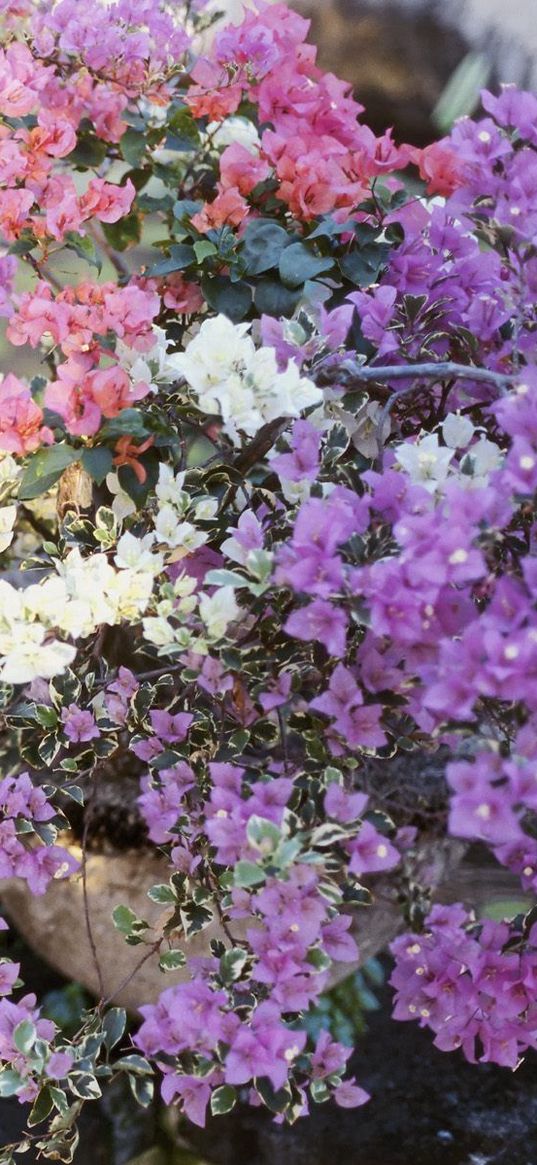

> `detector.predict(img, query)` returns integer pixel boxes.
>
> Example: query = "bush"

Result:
[0,0,537,1156]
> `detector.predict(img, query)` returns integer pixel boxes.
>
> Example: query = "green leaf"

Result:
[433,51,490,133]
[246,815,281,854]
[166,104,200,150]
[19,446,79,501]
[115,1054,153,1075]
[120,128,147,168]
[279,242,334,288]
[193,240,218,264]
[201,275,252,322]
[173,198,203,222]
[64,231,102,273]
[148,243,196,277]
[240,220,290,275]
[128,1074,154,1107]
[307,946,332,971]
[219,948,248,984]
[112,904,148,937]
[102,1008,127,1051]
[0,1070,23,1098]
[34,704,59,730]
[210,1085,237,1116]
[102,211,141,252]
[204,569,247,589]
[81,446,113,484]
[70,134,107,169]
[99,409,148,440]
[147,884,177,905]
[28,1086,54,1127]
[234,861,266,888]
[13,1018,36,1055]
[253,279,300,317]
[159,949,186,972]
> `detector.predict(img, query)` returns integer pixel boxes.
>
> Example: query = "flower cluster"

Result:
[391,904,537,1069]
[0,772,77,894]
[172,315,322,443]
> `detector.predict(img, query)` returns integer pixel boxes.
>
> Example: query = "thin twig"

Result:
[23,252,64,293]
[100,938,163,1008]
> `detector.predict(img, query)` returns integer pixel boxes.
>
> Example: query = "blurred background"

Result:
[226,0,537,144]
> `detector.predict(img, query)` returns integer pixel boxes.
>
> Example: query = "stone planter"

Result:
[0,836,469,1012]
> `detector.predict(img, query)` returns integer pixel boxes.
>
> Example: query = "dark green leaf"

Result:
[81,446,113,484]
[102,211,141,252]
[279,242,334,288]
[70,134,107,169]
[201,275,252,322]
[120,128,147,168]
[102,1008,127,1051]
[28,1086,54,1127]
[210,1085,237,1115]
[253,279,300,317]
[148,243,196,277]
[19,446,79,501]
[240,220,290,275]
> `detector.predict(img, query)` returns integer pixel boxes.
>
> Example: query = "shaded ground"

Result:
[2,947,537,1165]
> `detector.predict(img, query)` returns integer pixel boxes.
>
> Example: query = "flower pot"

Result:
[0,836,469,1012]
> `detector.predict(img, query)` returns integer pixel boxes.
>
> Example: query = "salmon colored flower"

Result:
[113,435,154,483]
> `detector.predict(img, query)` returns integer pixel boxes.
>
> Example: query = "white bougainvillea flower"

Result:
[0,504,17,553]
[0,623,76,684]
[170,315,322,444]
[394,433,454,492]
[442,412,475,449]
[199,586,240,640]
[106,472,137,521]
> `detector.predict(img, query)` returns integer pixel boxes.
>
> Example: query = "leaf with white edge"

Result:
[159,949,186,972]
[234,861,266,888]
[116,1054,153,1075]
[147,884,177,905]
[0,1070,23,1097]
[210,1085,237,1116]
[246,815,282,854]
[219,948,248,984]
[204,569,248,589]
[102,1008,127,1051]
[28,1086,54,1127]
[13,1018,36,1055]
[128,1074,154,1107]
[112,904,148,937]
[310,823,350,848]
